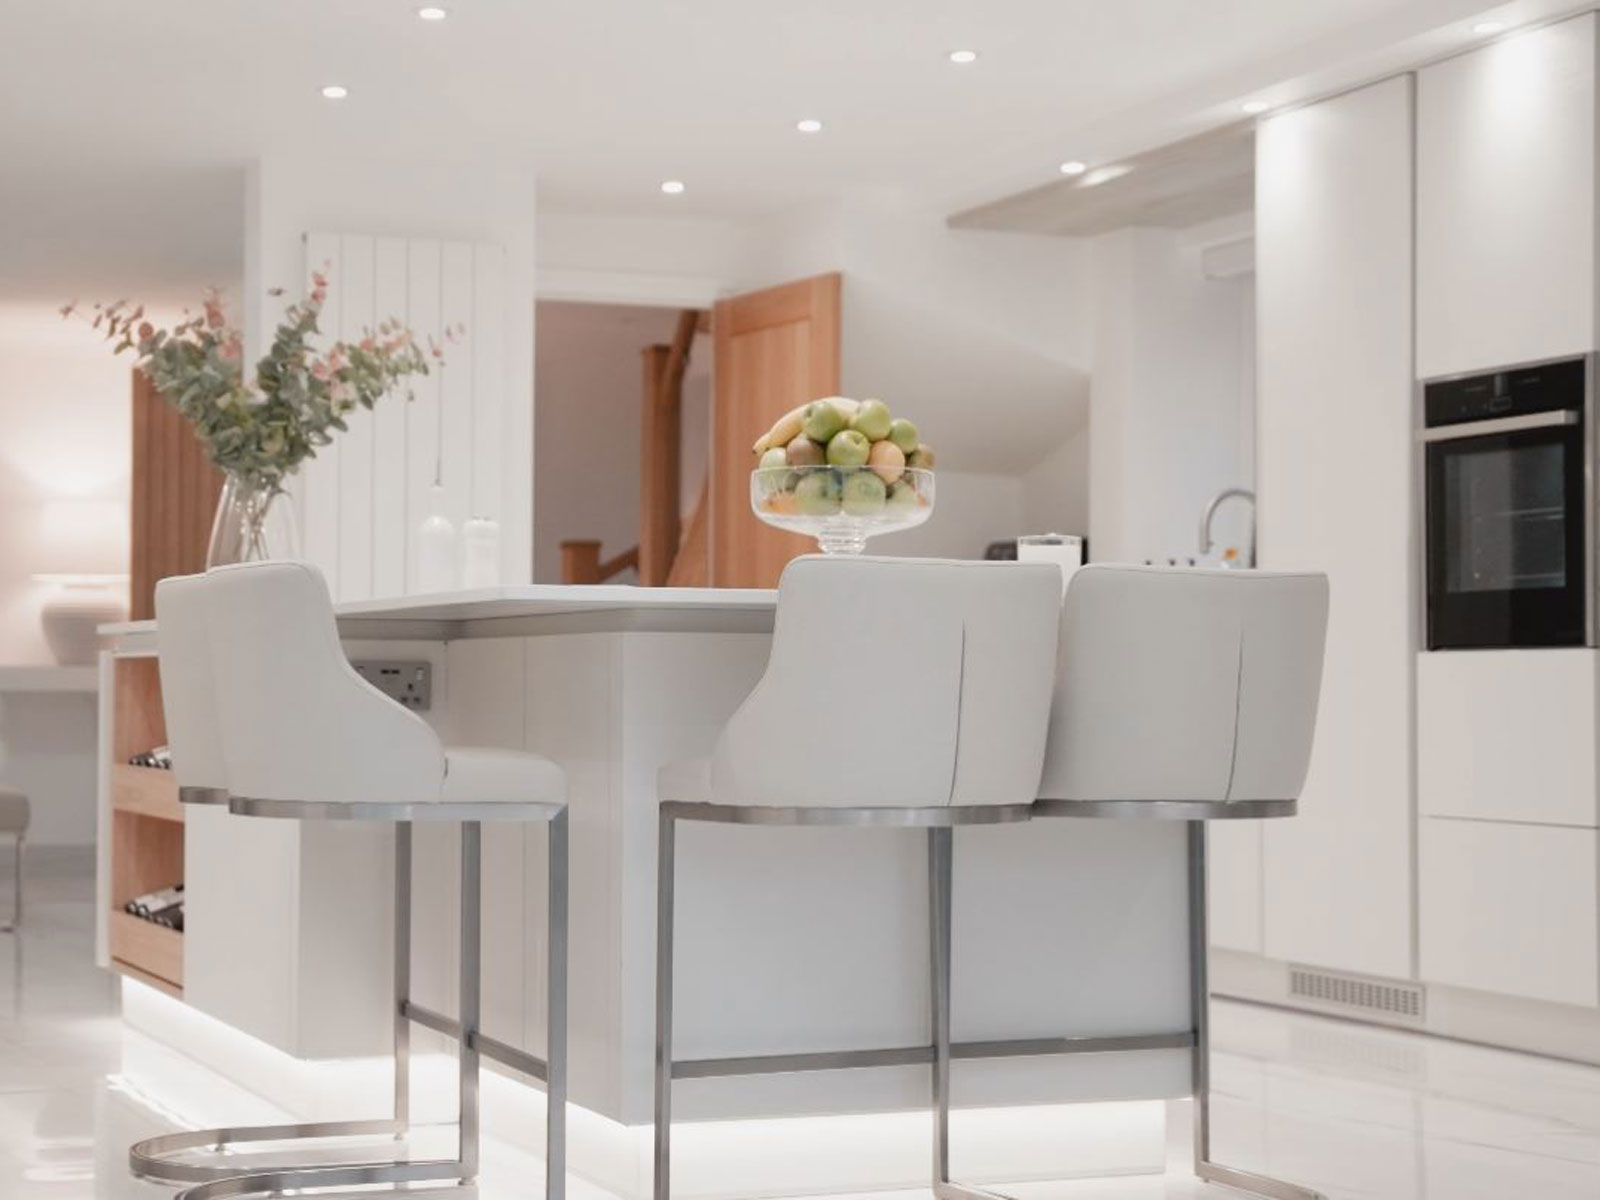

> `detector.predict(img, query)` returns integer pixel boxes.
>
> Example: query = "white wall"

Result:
[0,307,144,662]
[245,152,538,593]
[0,305,149,844]
[1021,427,1091,541]
[1087,226,1255,565]
[532,302,711,584]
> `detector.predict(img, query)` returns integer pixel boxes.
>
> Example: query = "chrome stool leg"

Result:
[547,809,570,1200]
[653,809,677,1200]
[394,821,412,1137]
[136,805,570,1200]
[928,827,1013,1200]
[1187,823,1324,1200]
[0,834,22,933]
[129,823,418,1187]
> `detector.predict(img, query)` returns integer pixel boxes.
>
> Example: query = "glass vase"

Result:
[206,475,301,569]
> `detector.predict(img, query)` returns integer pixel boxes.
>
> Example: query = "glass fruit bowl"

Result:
[751,465,934,555]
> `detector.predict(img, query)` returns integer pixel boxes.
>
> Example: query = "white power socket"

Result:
[352,660,433,711]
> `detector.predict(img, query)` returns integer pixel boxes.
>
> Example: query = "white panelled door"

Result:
[296,233,518,601]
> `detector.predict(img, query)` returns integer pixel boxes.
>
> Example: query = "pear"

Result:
[888,418,919,455]
[850,399,893,441]
[906,444,936,471]
[868,439,905,484]
[785,433,825,467]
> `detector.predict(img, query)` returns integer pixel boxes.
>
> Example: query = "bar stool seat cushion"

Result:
[657,758,711,805]
[442,748,565,805]
[702,556,1062,810]
[0,788,28,834]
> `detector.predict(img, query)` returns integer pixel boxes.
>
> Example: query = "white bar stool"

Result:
[135,563,570,1200]
[652,555,1064,1200]
[1026,564,1331,1200]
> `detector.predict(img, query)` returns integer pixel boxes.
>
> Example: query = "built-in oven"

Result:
[1422,356,1591,650]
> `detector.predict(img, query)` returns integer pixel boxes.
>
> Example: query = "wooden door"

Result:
[711,273,841,588]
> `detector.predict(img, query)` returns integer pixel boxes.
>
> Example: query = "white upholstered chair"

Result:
[1032,563,1330,1200]
[154,573,228,806]
[133,562,570,1200]
[652,555,1064,1200]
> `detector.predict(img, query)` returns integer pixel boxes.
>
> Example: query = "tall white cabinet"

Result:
[1416,14,1597,379]
[1255,76,1417,980]
[1413,15,1600,1012]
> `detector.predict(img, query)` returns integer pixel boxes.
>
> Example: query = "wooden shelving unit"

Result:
[107,654,183,995]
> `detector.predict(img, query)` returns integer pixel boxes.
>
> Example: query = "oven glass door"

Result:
[1426,423,1586,648]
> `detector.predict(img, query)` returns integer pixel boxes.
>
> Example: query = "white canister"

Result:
[1016,533,1083,596]
[461,517,501,589]
[415,485,459,593]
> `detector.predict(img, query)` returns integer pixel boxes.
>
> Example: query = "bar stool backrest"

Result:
[154,572,227,794]
[710,556,1062,809]
[203,561,446,805]
[1037,565,1329,804]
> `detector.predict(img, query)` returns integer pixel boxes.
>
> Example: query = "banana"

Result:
[751,397,864,455]
[752,403,809,455]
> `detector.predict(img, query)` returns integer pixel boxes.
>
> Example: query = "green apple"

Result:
[826,429,871,467]
[785,433,825,467]
[842,470,887,515]
[906,443,936,470]
[887,480,919,509]
[802,399,848,444]
[794,471,842,515]
[850,399,893,441]
[758,447,788,472]
[888,418,919,455]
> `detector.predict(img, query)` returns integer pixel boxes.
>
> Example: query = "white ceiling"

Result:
[0,0,1543,301]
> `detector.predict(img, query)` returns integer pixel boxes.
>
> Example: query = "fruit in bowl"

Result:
[750,396,935,554]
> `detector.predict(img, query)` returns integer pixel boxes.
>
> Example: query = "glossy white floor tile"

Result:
[2,854,1598,1199]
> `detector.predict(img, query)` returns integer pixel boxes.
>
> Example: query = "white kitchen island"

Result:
[100,585,1194,1198]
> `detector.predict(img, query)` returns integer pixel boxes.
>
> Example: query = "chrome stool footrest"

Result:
[131,808,569,1200]
[653,804,1325,1200]
[130,1119,404,1184]
[174,1157,466,1200]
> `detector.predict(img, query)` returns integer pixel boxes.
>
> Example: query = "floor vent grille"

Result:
[1288,965,1425,1022]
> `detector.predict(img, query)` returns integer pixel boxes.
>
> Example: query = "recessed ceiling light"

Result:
[948,49,979,65]
[320,85,349,100]
[1059,160,1087,176]
[796,118,823,134]
[660,180,686,195]
[1473,20,1505,34]
[417,5,448,19]
[1241,100,1270,115]
[1081,164,1133,188]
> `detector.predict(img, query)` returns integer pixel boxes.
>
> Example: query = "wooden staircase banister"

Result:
[560,540,640,585]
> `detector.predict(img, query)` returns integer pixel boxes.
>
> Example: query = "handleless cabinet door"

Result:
[1417,14,1597,377]
[1257,76,1416,980]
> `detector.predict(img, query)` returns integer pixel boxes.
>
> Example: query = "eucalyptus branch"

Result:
[65,273,454,494]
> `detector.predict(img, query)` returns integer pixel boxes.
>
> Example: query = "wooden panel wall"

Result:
[129,371,223,622]
[297,233,515,601]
